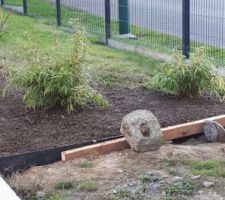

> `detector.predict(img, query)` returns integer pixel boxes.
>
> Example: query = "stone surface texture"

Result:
[120,110,162,152]
[203,120,225,143]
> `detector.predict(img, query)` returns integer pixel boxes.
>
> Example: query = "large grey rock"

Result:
[120,110,162,152]
[203,120,225,143]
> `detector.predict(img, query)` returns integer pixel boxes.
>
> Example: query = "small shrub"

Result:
[150,47,225,99]
[0,9,10,36]
[4,20,108,112]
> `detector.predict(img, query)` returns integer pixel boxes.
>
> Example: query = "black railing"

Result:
[1,0,225,66]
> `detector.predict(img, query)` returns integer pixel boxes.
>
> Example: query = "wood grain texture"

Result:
[62,115,225,161]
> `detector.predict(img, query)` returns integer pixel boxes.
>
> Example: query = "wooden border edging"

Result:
[61,138,130,161]
[0,135,122,176]
[162,114,225,141]
[61,114,225,161]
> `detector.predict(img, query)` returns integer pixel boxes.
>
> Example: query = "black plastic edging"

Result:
[0,135,123,176]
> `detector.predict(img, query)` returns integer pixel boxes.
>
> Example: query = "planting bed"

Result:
[1,76,225,157]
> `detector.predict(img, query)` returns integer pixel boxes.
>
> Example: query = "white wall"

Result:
[0,177,21,200]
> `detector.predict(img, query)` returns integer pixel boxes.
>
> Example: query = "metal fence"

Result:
[1,0,225,66]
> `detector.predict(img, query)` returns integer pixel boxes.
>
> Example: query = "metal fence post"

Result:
[23,0,27,15]
[56,0,61,26]
[105,0,111,44]
[118,0,129,35]
[0,0,4,6]
[182,0,190,58]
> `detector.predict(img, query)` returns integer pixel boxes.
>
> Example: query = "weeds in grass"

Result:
[168,170,181,176]
[164,180,199,197]
[116,188,130,198]
[55,181,73,190]
[139,173,153,183]
[162,159,177,167]
[191,160,225,178]
[47,193,64,200]
[110,187,146,200]
[15,184,42,200]
[78,181,98,192]
[79,160,93,168]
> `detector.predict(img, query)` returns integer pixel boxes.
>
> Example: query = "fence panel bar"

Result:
[56,0,61,26]
[182,0,190,58]
[118,0,129,35]
[23,0,27,15]
[105,0,111,43]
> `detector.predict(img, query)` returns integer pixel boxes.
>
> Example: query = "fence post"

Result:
[0,0,4,6]
[23,0,27,15]
[118,0,129,35]
[105,0,111,44]
[182,0,190,58]
[56,0,61,26]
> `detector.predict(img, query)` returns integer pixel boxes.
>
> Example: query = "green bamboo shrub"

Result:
[4,20,108,111]
[150,47,225,99]
[0,9,10,36]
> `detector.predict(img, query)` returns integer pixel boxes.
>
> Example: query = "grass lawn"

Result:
[0,10,161,88]
[3,0,225,66]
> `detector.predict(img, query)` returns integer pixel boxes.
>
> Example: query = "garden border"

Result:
[61,114,225,161]
[1,115,225,176]
[0,135,122,176]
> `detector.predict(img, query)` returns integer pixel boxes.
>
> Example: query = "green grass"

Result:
[191,160,225,178]
[109,187,147,200]
[79,160,93,168]
[164,180,199,197]
[55,181,74,190]
[139,173,153,183]
[162,159,178,167]
[16,184,42,200]
[78,181,98,192]
[0,10,160,87]
[3,0,225,66]
[47,193,64,200]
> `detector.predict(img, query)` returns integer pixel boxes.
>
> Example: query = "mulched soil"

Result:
[1,76,225,156]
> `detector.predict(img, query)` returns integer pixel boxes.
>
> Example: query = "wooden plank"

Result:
[62,115,225,161]
[162,114,225,141]
[61,138,130,161]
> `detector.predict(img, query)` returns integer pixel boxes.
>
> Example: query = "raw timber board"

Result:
[0,136,122,176]
[61,115,225,161]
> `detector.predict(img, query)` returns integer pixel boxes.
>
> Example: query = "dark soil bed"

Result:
[1,77,225,156]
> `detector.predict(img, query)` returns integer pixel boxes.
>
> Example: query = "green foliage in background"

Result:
[150,47,225,99]
[0,9,10,36]
[3,20,108,111]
